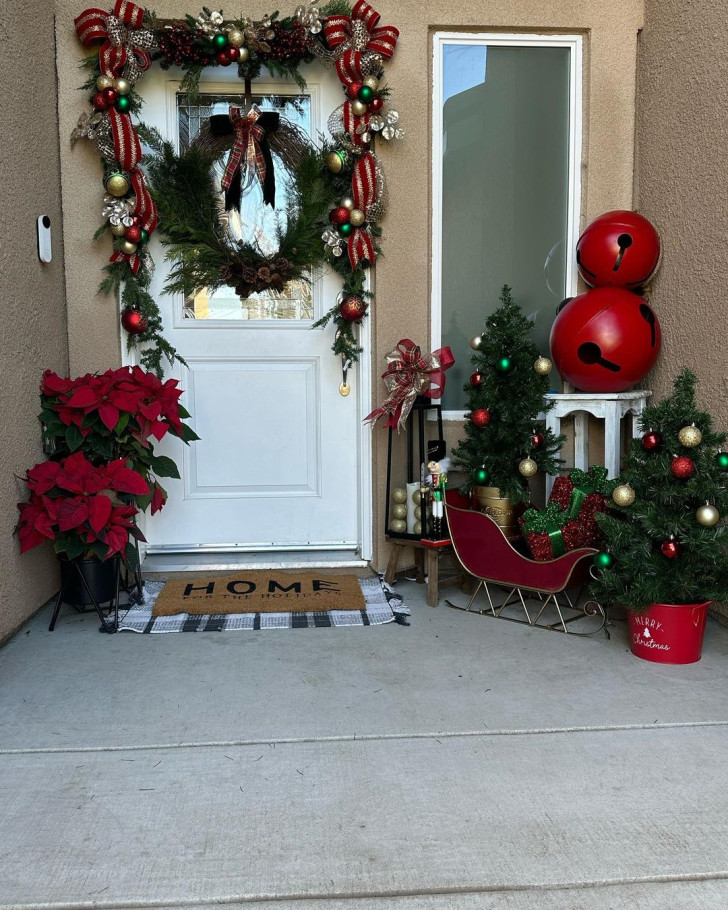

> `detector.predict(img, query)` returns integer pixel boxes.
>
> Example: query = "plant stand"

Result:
[384,538,464,608]
[49,559,121,634]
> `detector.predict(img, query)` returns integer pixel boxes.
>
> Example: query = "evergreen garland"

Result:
[592,369,728,610]
[452,285,564,503]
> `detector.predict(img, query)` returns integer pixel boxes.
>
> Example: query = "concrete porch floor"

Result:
[2,579,728,909]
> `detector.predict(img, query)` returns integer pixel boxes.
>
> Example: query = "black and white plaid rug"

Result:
[117,575,410,633]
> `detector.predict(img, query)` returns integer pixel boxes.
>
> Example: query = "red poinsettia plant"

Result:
[16,452,148,562]
[39,366,199,515]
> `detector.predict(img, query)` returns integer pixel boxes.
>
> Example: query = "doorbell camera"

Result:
[37,215,52,263]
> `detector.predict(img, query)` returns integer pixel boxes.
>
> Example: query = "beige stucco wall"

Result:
[636,0,728,427]
[55,0,643,571]
[1,4,69,641]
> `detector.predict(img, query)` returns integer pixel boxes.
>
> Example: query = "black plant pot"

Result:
[59,556,120,606]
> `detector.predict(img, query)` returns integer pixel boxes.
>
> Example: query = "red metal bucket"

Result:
[628,602,711,664]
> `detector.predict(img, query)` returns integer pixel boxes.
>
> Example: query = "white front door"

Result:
[135,65,368,556]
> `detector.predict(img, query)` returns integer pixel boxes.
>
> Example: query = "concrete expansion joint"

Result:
[5,871,728,910]
[2,719,728,756]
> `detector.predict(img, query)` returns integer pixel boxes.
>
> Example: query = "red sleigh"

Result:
[444,491,606,635]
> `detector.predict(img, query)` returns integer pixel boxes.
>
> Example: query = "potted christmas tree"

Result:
[592,369,728,663]
[452,285,564,538]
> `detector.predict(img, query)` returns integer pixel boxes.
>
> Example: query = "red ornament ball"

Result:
[347,82,363,100]
[549,287,661,393]
[531,432,545,448]
[470,371,484,388]
[671,455,695,479]
[92,91,108,111]
[471,409,491,427]
[124,225,142,244]
[329,206,351,226]
[660,538,682,559]
[642,430,662,451]
[121,307,148,336]
[102,88,119,106]
[576,210,661,289]
[338,295,367,323]
[130,214,142,227]
[227,45,240,61]
[369,97,384,113]
[217,49,232,65]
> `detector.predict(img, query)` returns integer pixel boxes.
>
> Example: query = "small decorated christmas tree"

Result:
[452,285,564,502]
[593,369,728,610]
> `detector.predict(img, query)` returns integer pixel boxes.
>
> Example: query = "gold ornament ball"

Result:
[696,503,720,527]
[678,424,702,447]
[518,457,538,478]
[389,518,407,533]
[392,487,407,504]
[119,239,138,255]
[109,222,127,237]
[412,489,424,504]
[470,334,484,351]
[227,28,245,47]
[349,208,366,227]
[612,483,636,507]
[326,151,345,174]
[414,506,423,520]
[96,74,114,91]
[113,77,131,95]
[340,196,355,211]
[392,503,408,520]
[534,356,553,376]
[413,520,422,535]
[238,46,249,62]
[351,99,368,116]
[363,75,380,91]
[105,173,130,197]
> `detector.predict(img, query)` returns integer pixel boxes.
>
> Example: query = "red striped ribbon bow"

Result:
[222,106,267,196]
[365,340,455,431]
[348,152,377,269]
[324,0,399,59]
[74,1,153,79]
[108,167,157,274]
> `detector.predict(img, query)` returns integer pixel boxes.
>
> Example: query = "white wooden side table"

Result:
[544,391,652,496]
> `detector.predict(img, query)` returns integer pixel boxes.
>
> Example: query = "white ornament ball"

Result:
[696,503,720,527]
[470,334,484,351]
[392,488,407,504]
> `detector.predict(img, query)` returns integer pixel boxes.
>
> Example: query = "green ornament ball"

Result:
[139,228,149,243]
[474,466,489,485]
[358,85,375,103]
[116,95,131,113]
[594,551,614,569]
[495,356,513,373]
[213,33,228,49]
[338,222,353,237]
[716,451,728,471]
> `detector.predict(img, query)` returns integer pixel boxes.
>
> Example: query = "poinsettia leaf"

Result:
[59,535,85,561]
[66,387,99,408]
[125,540,140,570]
[134,491,153,512]
[18,524,47,553]
[98,402,120,431]
[109,466,150,495]
[179,423,201,443]
[57,498,89,531]
[150,455,180,479]
[150,483,167,515]
[86,540,108,560]
[64,425,83,452]
[88,494,113,533]
[104,526,128,558]
[116,412,131,434]
[177,404,191,419]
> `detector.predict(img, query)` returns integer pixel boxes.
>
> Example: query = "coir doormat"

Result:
[152,572,365,616]
[117,577,409,632]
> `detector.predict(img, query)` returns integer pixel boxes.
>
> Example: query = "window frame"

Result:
[431,32,583,419]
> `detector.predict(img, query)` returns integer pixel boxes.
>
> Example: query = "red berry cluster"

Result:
[157,26,213,68]
[267,22,313,62]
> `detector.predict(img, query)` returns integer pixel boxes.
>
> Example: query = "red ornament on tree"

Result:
[671,455,695,479]
[347,82,363,99]
[124,225,142,244]
[329,206,351,226]
[370,97,384,113]
[130,214,142,227]
[227,45,240,61]
[121,307,148,336]
[471,409,491,427]
[92,91,108,111]
[339,295,367,323]
[102,88,119,107]
[531,432,545,448]
[660,537,682,559]
[642,429,661,451]
[217,49,232,65]
[470,371,484,388]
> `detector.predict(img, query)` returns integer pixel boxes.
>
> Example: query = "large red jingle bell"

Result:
[549,287,661,393]
[576,210,661,289]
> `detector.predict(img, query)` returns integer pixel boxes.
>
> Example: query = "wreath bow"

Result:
[365,339,455,431]
[74,1,156,83]
[221,106,272,209]
[324,0,399,59]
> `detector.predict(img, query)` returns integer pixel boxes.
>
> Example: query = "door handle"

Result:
[340,356,352,397]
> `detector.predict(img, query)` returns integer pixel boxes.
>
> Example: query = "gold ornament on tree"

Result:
[105,173,130,197]
[518,457,538,478]
[696,502,720,527]
[363,76,379,91]
[678,423,702,447]
[349,209,366,227]
[227,27,245,46]
[110,222,127,237]
[119,239,137,255]
[96,74,114,90]
[612,483,636,507]
[534,356,553,376]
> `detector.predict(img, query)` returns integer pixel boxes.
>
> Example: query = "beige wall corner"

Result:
[636,0,728,426]
[1,5,69,641]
